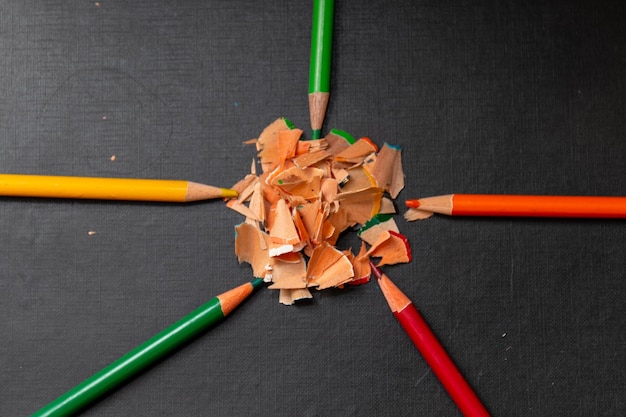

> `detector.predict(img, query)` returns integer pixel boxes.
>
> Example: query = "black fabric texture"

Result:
[1,1,624,416]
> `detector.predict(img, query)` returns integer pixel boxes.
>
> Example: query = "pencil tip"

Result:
[251,278,265,289]
[369,261,383,280]
[221,188,239,198]
[405,199,420,208]
[311,129,321,139]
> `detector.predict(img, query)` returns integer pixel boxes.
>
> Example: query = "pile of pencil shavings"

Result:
[227,118,411,305]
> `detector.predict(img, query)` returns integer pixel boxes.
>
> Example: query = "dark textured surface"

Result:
[1,1,625,416]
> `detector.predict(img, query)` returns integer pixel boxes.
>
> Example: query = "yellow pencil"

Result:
[0,174,237,202]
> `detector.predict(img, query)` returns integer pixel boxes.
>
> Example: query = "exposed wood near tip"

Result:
[413,195,454,215]
[376,273,411,313]
[308,92,330,132]
[217,282,255,316]
[184,182,233,201]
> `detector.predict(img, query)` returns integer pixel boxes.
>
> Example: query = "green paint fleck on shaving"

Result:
[358,213,395,235]
[330,128,355,144]
[282,117,295,130]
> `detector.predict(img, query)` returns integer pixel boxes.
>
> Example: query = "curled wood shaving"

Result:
[365,230,412,266]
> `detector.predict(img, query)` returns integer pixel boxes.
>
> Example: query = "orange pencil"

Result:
[0,174,238,203]
[405,194,626,220]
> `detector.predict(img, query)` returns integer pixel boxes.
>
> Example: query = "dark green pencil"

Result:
[31,278,264,417]
[309,0,334,139]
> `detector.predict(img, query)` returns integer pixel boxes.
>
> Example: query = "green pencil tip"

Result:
[311,129,321,139]
[251,278,265,289]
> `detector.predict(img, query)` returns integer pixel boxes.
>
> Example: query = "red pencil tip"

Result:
[405,199,420,208]
[369,261,383,280]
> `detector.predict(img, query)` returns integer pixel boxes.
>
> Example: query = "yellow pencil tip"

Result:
[221,188,239,198]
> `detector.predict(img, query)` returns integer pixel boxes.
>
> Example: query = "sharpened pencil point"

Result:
[369,261,383,280]
[251,278,264,289]
[405,199,420,208]
[220,188,239,198]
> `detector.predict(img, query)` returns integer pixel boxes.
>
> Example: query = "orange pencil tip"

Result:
[405,199,420,208]
[359,137,378,153]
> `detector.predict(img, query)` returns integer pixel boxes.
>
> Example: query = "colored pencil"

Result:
[405,194,626,219]
[371,263,491,417]
[0,173,238,202]
[31,278,263,417]
[308,0,334,139]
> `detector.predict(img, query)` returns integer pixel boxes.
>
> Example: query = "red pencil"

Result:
[371,262,491,417]
[404,194,626,220]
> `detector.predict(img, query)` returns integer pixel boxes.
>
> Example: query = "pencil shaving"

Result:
[279,288,313,305]
[234,223,272,278]
[334,137,378,165]
[307,242,354,289]
[268,254,307,289]
[349,243,371,285]
[228,118,410,304]
[325,131,352,155]
[358,216,400,245]
[366,230,412,266]
[269,199,299,245]
[379,197,396,214]
[367,143,405,199]
[404,208,435,221]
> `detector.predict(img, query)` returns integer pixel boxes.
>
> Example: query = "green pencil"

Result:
[31,278,264,417]
[309,0,334,139]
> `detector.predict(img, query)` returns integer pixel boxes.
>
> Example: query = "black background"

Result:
[1,1,625,416]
